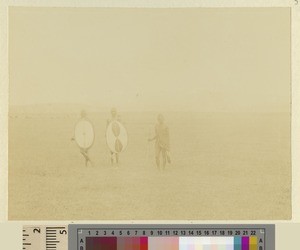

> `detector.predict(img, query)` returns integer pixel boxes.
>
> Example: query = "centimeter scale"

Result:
[23,224,275,250]
[23,226,68,250]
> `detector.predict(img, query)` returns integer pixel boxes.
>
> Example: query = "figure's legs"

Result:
[81,149,92,167]
[162,149,167,169]
[166,150,171,164]
[88,156,93,167]
[115,153,119,164]
[155,144,161,170]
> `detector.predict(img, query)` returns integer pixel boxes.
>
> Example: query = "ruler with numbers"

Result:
[77,227,265,237]
[22,226,68,250]
[22,224,275,250]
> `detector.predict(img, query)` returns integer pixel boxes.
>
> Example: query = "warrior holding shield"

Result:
[71,110,94,167]
[148,114,171,170]
[106,107,128,166]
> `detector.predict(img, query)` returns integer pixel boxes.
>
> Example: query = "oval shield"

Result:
[74,119,95,149]
[106,121,128,153]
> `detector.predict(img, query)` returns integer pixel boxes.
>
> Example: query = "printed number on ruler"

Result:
[23,226,68,250]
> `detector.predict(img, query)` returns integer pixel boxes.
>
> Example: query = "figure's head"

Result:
[80,110,87,118]
[157,113,164,124]
[111,107,117,117]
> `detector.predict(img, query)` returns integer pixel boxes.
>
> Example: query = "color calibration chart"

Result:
[68,225,275,250]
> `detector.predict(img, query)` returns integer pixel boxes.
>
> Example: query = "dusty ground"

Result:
[8,112,291,220]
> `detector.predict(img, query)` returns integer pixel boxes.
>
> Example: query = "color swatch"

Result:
[86,236,258,250]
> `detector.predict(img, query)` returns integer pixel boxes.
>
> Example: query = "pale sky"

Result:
[9,7,290,112]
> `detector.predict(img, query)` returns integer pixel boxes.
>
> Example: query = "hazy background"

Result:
[8,7,291,220]
[9,7,290,113]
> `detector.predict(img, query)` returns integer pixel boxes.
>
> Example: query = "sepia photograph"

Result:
[8,7,291,220]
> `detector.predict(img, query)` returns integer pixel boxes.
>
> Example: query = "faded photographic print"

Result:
[8,7,291,220]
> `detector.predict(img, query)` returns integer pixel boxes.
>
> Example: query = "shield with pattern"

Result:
[106,121,128,153]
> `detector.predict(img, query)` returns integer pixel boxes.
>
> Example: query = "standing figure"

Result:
[148,114,171,170]
[106,107,123,165]
[72,110,94,167]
